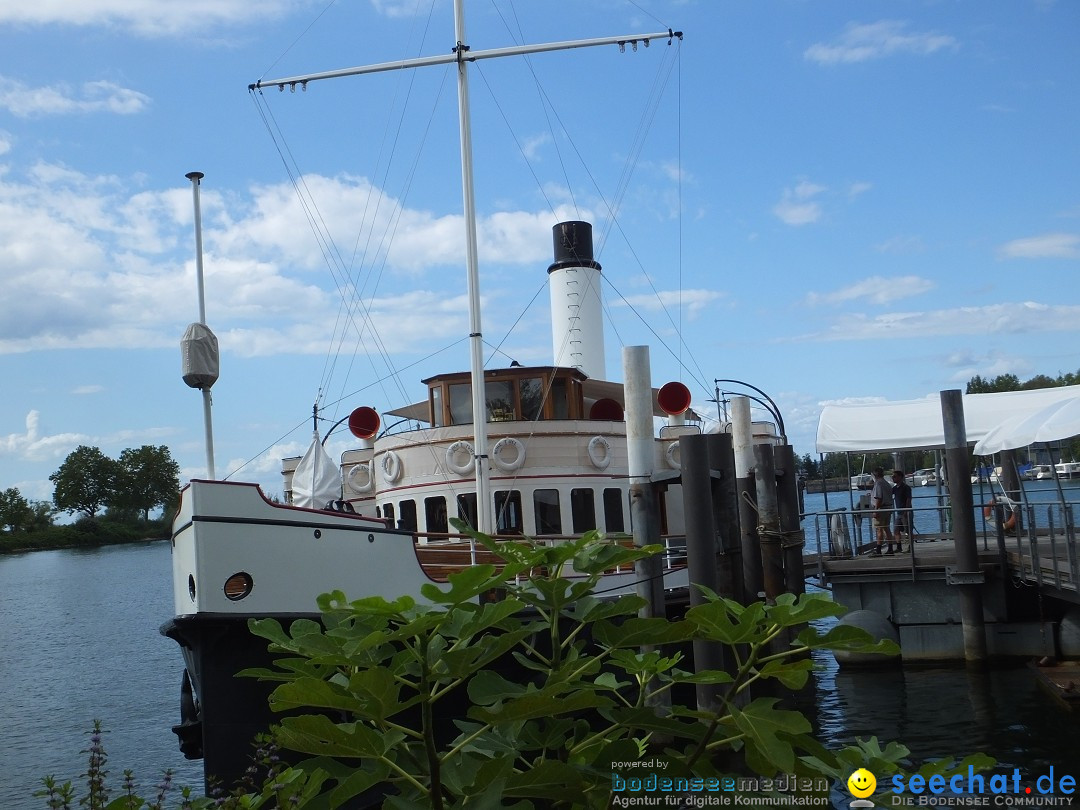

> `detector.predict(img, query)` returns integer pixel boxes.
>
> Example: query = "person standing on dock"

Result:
[868,467,894,555]
[891,469,913,553]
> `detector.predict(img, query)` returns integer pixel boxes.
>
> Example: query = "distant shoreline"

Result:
[0,525,170,555]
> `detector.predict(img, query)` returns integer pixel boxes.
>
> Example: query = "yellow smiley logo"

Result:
[847,768,876,798]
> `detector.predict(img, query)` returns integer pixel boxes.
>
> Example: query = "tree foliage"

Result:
[36,531,993,808]
[0,487,32,532]
[235,527,990,809]
[49,446,119,519]
[115,446,181,521]
[966,369,1080,394]
[45,444,180,522]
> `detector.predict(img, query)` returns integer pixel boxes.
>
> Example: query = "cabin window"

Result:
[383,503,395,527]
[430,386,444,427]
[495,490,523,535]
[519,377,544,421]
[603,488,626,533]
[456,493,477,530]
[448,383,472,426]
[570,488,596,534]
[550,378,569,419]
[485,379,515,422]
[534,489,562,535]
[425,496,448,536]
[398,500,418,532]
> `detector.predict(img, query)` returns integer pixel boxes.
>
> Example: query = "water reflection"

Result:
[808,650,1080,774]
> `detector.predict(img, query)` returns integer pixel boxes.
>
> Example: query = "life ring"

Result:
[983,500,1017,531]
[491,437,526,472]
[587,435,611,470]
[665,441,681,471]
[381,450,402,483]
[445,441,475,476]
[346,461,374,494]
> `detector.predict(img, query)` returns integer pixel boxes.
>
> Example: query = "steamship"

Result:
[163,221,789,786]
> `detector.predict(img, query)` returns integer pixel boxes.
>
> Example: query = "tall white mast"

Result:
[451,1,493,532]
[252,6,681,535]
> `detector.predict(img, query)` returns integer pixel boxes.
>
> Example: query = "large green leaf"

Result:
[593,617,695,648]
[327,762,392,809]
[420,564,499,605]
[795,624,900,656]
[765,592,846,626]
[757,658,813,690]
[275,714,392,759]
[685,600,766,645]
[469,688,612,724]
[730,699,811,775]
[503,760,586,798]
[467,669,528,706]
[268,677,364,714]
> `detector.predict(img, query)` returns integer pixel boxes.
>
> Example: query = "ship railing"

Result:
[1006,503,1079,595]
[412,531,687,583]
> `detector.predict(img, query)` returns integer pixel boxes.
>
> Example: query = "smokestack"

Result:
[548,221,605,379]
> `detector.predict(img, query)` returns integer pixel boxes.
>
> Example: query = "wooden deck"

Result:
[808,529,1080,602]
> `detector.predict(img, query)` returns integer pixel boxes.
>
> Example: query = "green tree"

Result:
[27,500,56,531]
[0,487,32,532]
[114,445,181,521]
[50,446,118,519]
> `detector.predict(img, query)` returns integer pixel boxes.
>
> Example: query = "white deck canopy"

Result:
[815,386,1080,453]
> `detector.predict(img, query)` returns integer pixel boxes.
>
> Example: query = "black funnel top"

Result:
[547,221,602,274]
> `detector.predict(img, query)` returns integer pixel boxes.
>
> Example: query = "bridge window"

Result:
[495,490,523,535]
[570,488,596,533]
[534,489,562,535]
[398,500,417,532]
[486,379,514,422]
[448,383,472,425]
[603,488,626,533]
[456,493,477,530]
[425,496,448,535]
[519,377,544,421]
[430,386,444,427]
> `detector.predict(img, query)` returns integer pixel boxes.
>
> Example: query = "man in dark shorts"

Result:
[868,467,893,556]
[891,470,913,554]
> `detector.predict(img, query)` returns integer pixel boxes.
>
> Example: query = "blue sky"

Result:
[1,0,1077,508]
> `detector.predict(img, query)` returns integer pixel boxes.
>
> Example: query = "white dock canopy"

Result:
[815,385,1080,453]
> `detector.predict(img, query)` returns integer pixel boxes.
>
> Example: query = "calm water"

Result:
[0,542,202,808]
[2,516,1079,808]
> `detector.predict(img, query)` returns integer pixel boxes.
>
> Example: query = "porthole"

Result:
[223,572,254,601]
[188,574,196,602]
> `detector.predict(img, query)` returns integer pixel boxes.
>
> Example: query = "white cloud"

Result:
[997,233,1080,259]
[369,0,421,19]
[773,180,826,226]
[0,410,90,463]
[805,20,958,65]
[0,164,585,357]
[874,235,925,255]
[0,77,150,118]
[848,181,872,199]
[799,301,1080,342]
[806,275,935,306]
[520,133,550,161]
[0,0,299,36]
[610,289,723,319]
[71,385,104,395]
